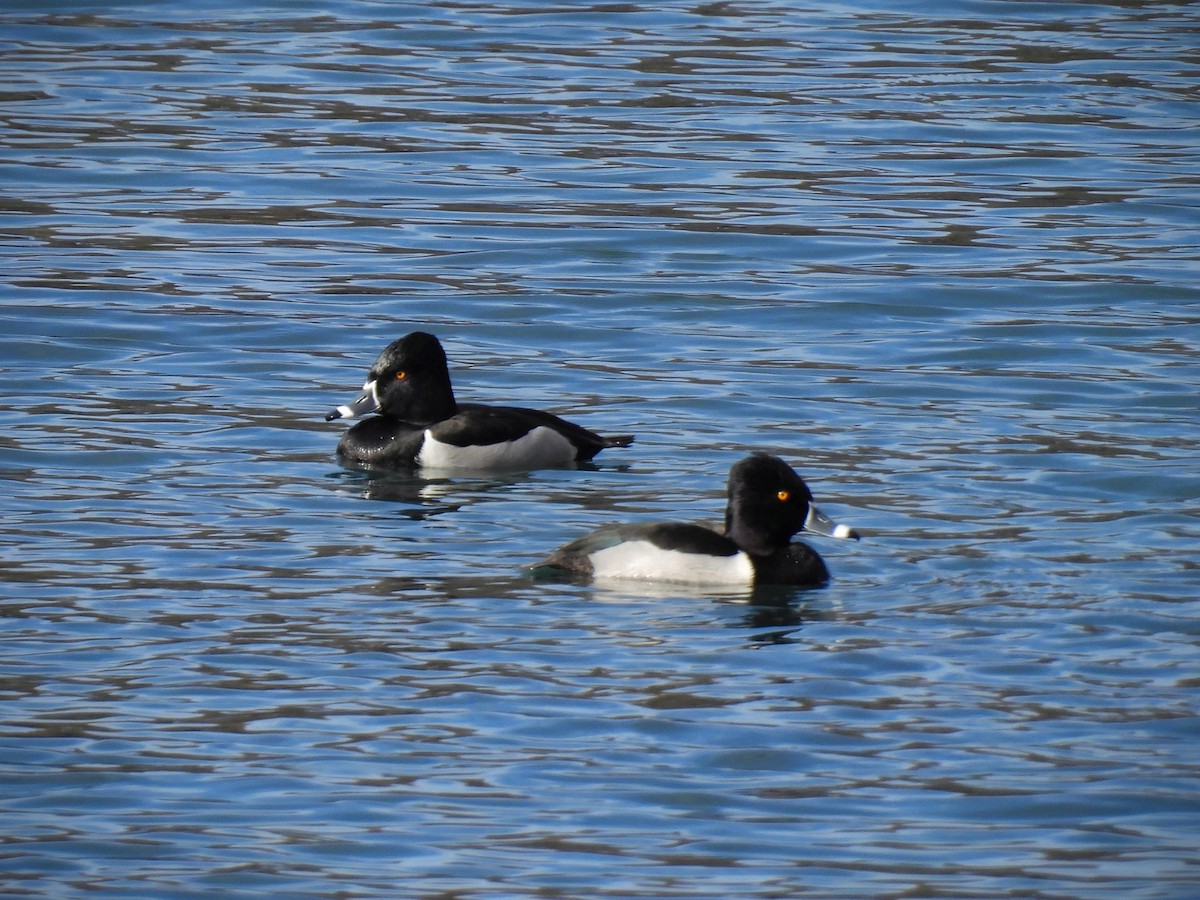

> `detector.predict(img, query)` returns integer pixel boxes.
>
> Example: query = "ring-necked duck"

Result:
[326,331,634,470]
[536,453,859,586]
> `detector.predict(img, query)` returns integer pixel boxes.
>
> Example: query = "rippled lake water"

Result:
[2,1,1198,896]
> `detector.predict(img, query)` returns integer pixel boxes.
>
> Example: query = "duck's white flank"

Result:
[588,541,755,585]
[417,425,576,469]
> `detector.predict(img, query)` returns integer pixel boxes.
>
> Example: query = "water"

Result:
[2,1,1198,896]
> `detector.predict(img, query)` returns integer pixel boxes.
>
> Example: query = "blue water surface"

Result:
[1,1,1198,897]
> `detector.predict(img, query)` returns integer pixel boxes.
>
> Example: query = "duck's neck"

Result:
[725,513,777,558]
[402,379,457,424]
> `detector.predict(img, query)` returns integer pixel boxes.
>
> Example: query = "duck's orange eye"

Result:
[777,490,790,502]
[395,371,407,381]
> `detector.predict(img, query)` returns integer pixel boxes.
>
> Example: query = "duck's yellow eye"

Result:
[777,490,790,502]
[395,371,407,381]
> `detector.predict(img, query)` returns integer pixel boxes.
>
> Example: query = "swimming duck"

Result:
[326,331,634,470]
[536,453,859,586]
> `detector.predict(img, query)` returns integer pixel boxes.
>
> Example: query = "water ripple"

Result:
[2,1,1198,897]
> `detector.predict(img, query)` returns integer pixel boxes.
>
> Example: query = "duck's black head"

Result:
[724,453,811,556]
[724,452,859,557]
[326,331,458,424]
